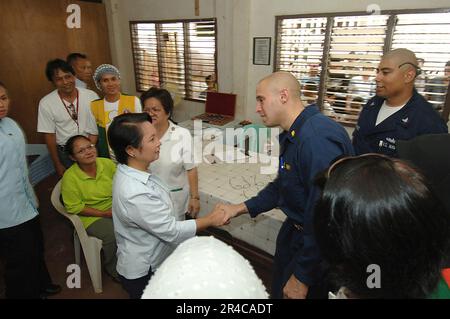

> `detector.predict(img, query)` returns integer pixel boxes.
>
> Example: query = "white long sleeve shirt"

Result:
[112,164,196,279]
[0,118,38,229]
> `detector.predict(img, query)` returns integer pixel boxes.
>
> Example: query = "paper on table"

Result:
[213,148,248,162]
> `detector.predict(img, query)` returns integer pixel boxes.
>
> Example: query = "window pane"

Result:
[158,22,185,96]
[392,12,450,111]
[130,19,217,101]
[276,11,450,126]
[131,23,159,91]
[276,17,327,106]
[186,20,216,100]
[324,14,388,125]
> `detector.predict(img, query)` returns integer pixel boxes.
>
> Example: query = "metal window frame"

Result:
[129,18,217,100]
[274,8,450,126]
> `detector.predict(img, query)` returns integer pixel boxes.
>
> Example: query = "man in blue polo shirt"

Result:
[353,48,448,157]
[218,72,354,299]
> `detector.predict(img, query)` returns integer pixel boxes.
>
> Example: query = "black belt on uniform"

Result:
[57,145,66,152]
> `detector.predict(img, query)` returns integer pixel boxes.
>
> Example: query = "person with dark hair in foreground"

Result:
[107,113,228,299]
[314,154,450,298]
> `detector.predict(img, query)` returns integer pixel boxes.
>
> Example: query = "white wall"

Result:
[104,0,450,123]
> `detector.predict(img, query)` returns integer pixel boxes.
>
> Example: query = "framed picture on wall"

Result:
[253,37,271,65]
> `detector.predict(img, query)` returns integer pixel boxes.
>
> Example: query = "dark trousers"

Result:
[118,267,153,299]
[0,215,52,298]
[271,218,328,299]
[86,218,118,279]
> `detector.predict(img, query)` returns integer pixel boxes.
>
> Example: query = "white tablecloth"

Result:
[197,152,284,256]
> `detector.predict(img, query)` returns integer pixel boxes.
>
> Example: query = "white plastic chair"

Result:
[50,180,103,293]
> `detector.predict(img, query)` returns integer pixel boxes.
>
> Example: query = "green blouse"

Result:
[61,158,116,229]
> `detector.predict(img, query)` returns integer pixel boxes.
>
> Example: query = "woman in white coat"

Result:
[141,87,200,220]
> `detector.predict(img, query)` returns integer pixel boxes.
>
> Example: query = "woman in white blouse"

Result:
[141,87,200,220]
[107,112,227,299]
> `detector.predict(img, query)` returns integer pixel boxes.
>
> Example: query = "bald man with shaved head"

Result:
[218,71,354,299]
[353,48,447,157]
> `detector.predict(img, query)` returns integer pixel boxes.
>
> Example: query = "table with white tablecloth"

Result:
[196,152,284,256]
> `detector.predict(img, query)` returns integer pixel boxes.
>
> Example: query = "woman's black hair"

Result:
[45,59,75,82]
[64,135,91,156]
[140,87,174,119]
[107,112,152,165]
[314,155,450,298]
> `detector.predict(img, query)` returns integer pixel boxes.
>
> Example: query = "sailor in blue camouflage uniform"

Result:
[218,72,354,299]
[353,48,448,157]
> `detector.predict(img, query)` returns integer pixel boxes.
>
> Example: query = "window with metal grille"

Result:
[130,19,217,101]
[392,13,450,111]
[275,10,450,126]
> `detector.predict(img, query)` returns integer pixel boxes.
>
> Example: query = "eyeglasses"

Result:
[327,153,390,178]
[143,107,163,114]
[75,144,95,155]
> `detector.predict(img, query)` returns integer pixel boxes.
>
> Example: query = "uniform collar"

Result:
[160,120,177,142]
[366,90,421,132]
[119,163,151,184]
[369,89,420,111]
[285,105,320,143]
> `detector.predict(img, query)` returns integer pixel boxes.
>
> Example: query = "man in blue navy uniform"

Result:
[218,72,354,299]
[353,48,448,157]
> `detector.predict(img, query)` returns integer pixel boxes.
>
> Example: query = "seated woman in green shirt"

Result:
[61,135,118,281]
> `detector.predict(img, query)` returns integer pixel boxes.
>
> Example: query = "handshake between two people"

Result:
[198,202,250,229]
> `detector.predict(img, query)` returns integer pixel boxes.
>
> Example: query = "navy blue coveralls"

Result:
[245,105,354,298]
[353,90,448,157]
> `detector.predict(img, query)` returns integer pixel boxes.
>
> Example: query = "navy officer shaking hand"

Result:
[218,72,354,299]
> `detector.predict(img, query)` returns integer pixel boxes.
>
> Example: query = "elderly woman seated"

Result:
[61,134,118,281]
[314,154,450,299]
